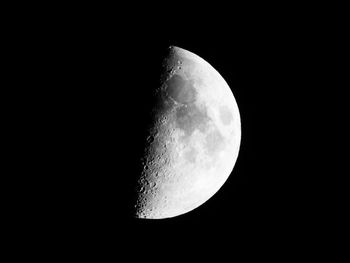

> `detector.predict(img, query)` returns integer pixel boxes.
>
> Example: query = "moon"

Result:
[134,46,241,219]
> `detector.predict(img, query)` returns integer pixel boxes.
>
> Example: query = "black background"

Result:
[12,6,337,257]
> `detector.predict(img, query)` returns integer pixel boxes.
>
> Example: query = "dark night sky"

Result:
[23,9,332,255]
[4,0,343,259]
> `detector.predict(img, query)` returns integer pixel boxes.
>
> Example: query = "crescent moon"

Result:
[134,46,241,219]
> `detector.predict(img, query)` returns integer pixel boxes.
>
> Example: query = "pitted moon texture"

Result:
[134,46,241,219]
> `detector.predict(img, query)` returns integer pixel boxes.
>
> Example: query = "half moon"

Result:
[134,46,241,219]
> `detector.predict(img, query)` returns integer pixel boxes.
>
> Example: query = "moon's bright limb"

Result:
[134,46,241,219]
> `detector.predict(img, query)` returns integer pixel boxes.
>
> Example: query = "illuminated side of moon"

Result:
[134,46,241,219]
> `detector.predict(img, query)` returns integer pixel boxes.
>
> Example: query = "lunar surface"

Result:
[134,46,241,219]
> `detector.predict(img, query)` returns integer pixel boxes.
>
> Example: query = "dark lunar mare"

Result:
[158,48,212,142]
[165,74,197,104]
